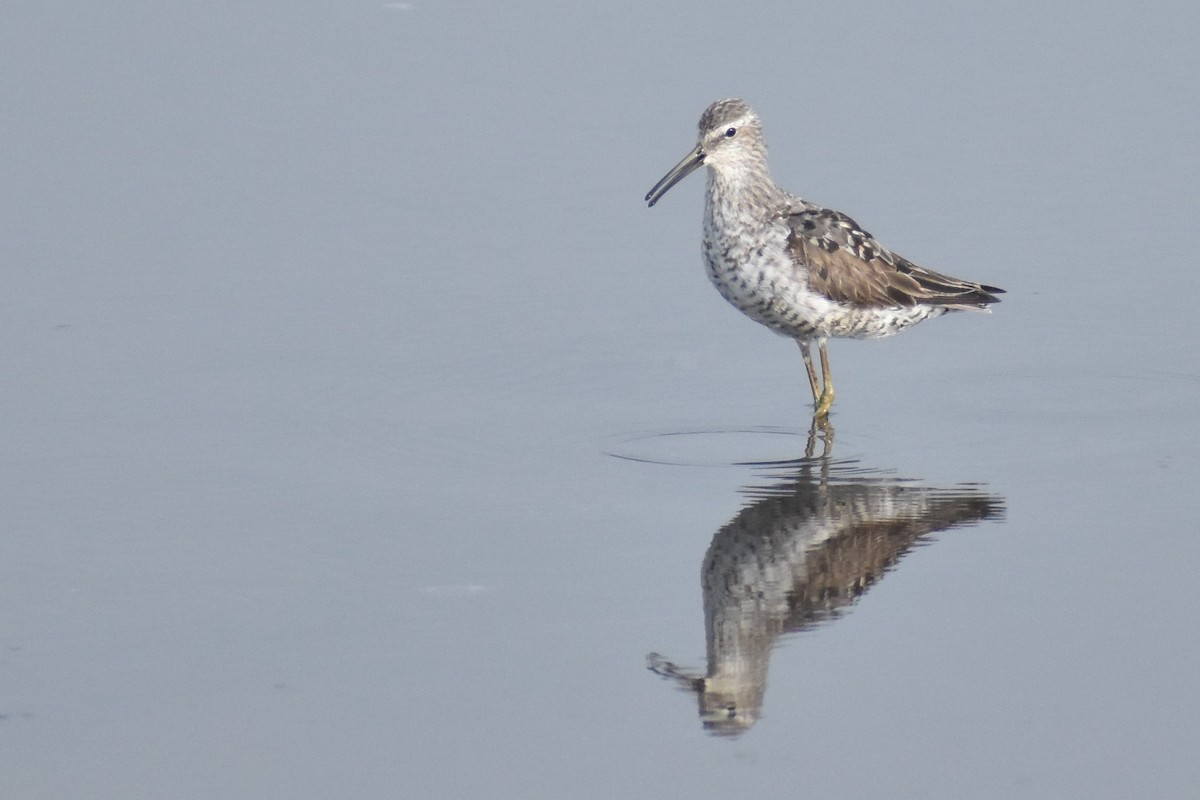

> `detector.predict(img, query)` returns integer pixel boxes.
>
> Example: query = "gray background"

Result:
[4,1,1199,798]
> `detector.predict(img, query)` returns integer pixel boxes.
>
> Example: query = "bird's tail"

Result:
[911,268,1004,311]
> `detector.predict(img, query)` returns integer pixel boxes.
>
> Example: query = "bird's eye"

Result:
[724,127,737,138]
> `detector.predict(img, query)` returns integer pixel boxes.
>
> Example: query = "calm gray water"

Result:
[4,2,1199,798]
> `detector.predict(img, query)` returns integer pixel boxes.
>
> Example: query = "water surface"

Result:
[3,2,1199,798]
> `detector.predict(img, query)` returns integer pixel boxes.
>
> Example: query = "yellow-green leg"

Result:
[814,339,835,417]
[797,340,821,406]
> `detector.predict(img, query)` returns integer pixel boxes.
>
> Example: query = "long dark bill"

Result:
[645,145,705,207]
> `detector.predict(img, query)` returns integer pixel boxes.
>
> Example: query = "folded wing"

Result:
[785,207,1004,311]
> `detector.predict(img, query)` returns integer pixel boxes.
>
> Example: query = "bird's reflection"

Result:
[647,420,1004,735]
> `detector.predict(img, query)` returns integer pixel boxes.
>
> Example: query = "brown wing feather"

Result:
[785,211,1003,310]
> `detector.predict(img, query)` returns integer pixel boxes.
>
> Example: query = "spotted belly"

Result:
[819,304,944,339]
[703,235,817,335]
[703,240,944,341]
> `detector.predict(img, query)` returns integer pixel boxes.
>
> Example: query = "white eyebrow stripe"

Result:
[723,114,756,130]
